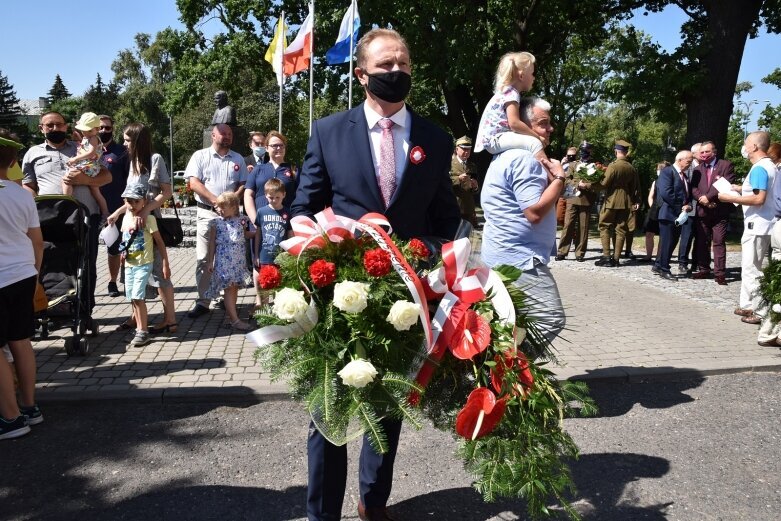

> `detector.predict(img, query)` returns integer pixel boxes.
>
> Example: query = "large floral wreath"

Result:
[249,209,595,520]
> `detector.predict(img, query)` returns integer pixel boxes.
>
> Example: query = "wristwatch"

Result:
[553,175,567,183]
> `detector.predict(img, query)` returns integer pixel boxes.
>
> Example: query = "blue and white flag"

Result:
[326,0,360,65]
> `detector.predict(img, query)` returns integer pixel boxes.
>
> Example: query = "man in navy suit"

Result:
[291,28,461,521]
[653,150,694,280]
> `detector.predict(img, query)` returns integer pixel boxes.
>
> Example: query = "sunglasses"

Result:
[99,126,113,131]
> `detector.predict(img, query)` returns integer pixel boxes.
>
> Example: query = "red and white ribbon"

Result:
[246,298,319,347]
[410,238,516,403]
[280,208,365,256]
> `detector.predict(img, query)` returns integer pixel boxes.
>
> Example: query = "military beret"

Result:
[455,136,473,148]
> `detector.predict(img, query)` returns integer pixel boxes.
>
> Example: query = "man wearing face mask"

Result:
[183,124,248,318]
[557,143,597,262]
[717,131,776,325]
[690,141,735,285]
[97,115,129,298]
[292,28,460,521]
[244,131,268,173]
[22,111,112,313]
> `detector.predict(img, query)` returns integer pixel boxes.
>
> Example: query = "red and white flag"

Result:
[283,5,313,76]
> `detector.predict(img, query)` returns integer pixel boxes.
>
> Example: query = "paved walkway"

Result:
[29,240,781,403]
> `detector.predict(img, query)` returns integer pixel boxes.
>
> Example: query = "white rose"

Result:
[338,359,378,388]
[773,304,781,313]
[333,281,370,313]
[386,301,421,331]
[273,288,309,321]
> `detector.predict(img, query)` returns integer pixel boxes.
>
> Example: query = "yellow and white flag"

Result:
[265,16,288,86]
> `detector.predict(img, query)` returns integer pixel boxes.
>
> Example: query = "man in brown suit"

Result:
[690,141,735,285]
[557,145,597,262]
[591,139,640,267]
[450,136,479,227]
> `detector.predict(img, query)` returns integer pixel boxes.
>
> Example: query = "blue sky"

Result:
[3,2,779,127]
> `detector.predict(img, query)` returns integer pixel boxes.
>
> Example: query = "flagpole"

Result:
[348,0,355,110]
[279,11,285,132]
[308,1,314,136]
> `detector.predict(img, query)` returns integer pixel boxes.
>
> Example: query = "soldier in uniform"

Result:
[589,139,640,267]
[450,136,479,227]
[557,143,597,262]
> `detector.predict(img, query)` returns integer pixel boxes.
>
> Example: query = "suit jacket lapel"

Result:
[348,104,384,209]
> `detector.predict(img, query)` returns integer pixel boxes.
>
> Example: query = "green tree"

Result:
[111,33,173,166]
[0,69,22,129]
[82,73,121,116]
[607,0,780,153]
[758,68,781,141]
[47,74,71,104]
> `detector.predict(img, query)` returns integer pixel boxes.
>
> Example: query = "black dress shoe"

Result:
[187,304,211,318]
[358,500,396,521]
[658,271,677,281]
[692,270,712,280]
[594,257,613,267]
[576,256,585,262]
[107,281,121,297]
[623,252,637,260]
[555,255,566,261]
[651,266,661,275]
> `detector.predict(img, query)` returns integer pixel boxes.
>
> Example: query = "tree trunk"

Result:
[685,0,763,153]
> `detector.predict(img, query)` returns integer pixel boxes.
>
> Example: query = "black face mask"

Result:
[99,132,113,144]
[45,130,68,145]
[365,70,412,103]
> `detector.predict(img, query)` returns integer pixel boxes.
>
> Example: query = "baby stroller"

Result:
[35,195,98,356]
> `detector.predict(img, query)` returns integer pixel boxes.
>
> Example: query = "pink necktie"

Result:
[378,118,396,207]
[706,164,713,185]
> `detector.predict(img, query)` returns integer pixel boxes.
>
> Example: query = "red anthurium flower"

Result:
[516,351,534,389]
[257,265,282,289]
[455,387,507,440]
[309,259,337,287]
[490,350,534,397]
[449,309,491,360]
[363,248,392,277]
[408,238,430,259]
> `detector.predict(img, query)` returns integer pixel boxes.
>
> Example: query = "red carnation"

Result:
[363,248,392,277]
[408,238,430,259]
[309,259,337,287]
[258,265,282,289]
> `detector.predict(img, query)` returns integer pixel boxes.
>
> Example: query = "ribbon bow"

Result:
[280,209,394,256]
[410,238,516,404]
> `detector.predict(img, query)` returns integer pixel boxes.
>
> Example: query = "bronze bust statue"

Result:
[211,90,237,126]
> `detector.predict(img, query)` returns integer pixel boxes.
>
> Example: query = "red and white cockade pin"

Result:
[410,146,426,165]
[234,164,240,171]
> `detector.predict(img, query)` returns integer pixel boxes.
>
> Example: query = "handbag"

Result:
[157,200,184,247]
[147,154,183,247]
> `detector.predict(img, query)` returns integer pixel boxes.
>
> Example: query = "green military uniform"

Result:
[557,160,598,260]
[450,137,479,227]
[593,143,640,264]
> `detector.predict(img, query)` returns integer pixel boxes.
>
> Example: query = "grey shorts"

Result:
[147,244,173,289]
